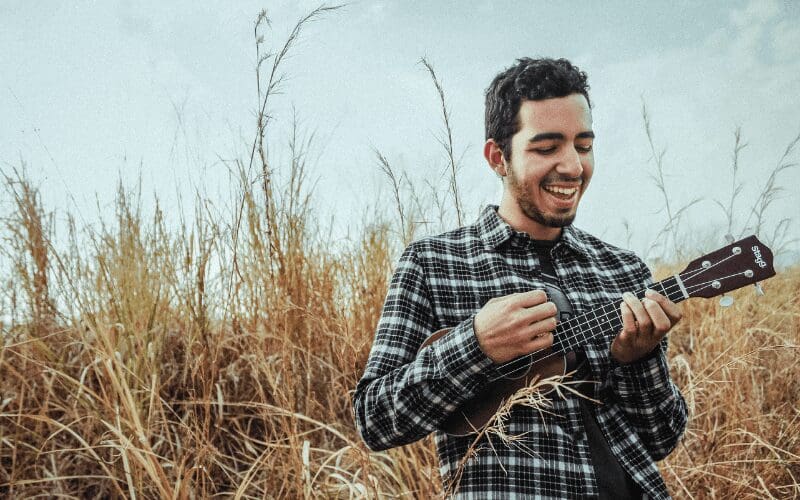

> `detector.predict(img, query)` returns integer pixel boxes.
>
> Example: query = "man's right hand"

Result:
[473,289,557,364]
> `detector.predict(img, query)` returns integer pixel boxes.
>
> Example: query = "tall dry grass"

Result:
[1,166,797,499]
[656,265,799,498]
[1,7,798,499]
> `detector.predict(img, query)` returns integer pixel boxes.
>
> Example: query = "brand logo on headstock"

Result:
[752,245,767,268]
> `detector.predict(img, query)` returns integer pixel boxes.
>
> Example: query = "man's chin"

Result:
[544,216,575,228]
[524,209,576,228]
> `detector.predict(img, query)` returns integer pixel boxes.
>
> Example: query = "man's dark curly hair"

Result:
[485,57,591,161]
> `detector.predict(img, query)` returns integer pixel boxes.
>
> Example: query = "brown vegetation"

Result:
[1,162,798,499]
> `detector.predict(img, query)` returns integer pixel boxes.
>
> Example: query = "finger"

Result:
[513,289,548,308]
[619,301,636,342]
[526,331,554,352]
[517,300,558,325]
[642,296,671,336]
[644,289,683,323]
[523,315,557,339]
[622,292,652,332]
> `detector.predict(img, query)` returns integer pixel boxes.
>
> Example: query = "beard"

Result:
[517,197,577,228]
[507,165,579,228]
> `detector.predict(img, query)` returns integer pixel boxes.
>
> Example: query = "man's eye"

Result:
[576,144,593,153]
[532,147,557,155]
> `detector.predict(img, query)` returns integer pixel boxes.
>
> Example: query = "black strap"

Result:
[531,239,643,499]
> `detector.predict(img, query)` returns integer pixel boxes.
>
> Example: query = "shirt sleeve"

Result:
[352,244,499,451]
[607,259,688,460]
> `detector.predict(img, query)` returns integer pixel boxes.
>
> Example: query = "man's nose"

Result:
[557,147,584,177]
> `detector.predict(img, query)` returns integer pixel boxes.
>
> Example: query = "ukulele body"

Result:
[420,327,567,436]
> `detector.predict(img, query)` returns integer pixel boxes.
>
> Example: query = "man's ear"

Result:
[484,139,507,178]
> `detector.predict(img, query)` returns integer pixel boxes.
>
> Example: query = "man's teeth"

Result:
[543,186,578,195]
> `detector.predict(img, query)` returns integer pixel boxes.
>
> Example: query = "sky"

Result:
[2,0,799,266]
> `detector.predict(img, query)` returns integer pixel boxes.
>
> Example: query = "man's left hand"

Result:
[610,289,682,365]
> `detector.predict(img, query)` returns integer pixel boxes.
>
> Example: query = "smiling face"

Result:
[486,93,594,240]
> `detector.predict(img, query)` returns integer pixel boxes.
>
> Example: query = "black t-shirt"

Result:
[531,238,643,500]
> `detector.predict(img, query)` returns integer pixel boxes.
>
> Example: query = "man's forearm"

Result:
[353,318,496,451]
[611,341,688,459]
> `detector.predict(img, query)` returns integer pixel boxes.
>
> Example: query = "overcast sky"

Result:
[2,0,799,264]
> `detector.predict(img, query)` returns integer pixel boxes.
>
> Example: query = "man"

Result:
[353,58,688,498]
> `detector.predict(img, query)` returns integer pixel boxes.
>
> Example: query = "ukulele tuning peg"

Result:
[754,282,765,297]
[719,295,734,307]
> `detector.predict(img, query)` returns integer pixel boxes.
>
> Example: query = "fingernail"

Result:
[645,289,656,298]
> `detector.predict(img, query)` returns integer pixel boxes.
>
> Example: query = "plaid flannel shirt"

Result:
[353,205,687,499]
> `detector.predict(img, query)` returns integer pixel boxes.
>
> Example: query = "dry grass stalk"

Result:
[444,372,599,497]
[419,56,464,228]
[641,100,703,261]
[1,167,56,333]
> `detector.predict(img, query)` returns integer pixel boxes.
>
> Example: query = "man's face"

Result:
[502,93,594,235]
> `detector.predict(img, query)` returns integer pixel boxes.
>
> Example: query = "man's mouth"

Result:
[542,185,579,201]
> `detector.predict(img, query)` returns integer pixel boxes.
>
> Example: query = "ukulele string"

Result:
[497,280,680,377]
[679,249,740,284]
[548,255,751,354]
[682,269,754,295]
[496,267,752,378]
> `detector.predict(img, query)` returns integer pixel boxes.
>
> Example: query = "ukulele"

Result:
[418,235,776,436]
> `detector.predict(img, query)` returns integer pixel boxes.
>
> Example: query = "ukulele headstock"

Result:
[678,235,776,299]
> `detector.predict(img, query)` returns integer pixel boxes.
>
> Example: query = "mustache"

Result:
[542,176,583,185]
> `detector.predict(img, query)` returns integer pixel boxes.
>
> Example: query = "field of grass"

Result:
[1,7,798,498]
[1,160,798,499]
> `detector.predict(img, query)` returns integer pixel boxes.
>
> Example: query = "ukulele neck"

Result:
[551,275,687,354]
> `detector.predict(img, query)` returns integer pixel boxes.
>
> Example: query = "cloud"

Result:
[117,7,154,37]
[729,0,780,28]
[772,18,800,62]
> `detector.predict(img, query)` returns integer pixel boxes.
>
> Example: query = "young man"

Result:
[353,58,687,498]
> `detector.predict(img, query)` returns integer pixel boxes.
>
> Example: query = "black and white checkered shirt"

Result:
[353,205,687,499]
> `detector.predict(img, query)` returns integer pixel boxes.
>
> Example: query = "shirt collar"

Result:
[476,205,591,259]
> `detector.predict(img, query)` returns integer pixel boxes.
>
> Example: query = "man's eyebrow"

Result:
[528,131,595,143]
[529,132,564,143]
